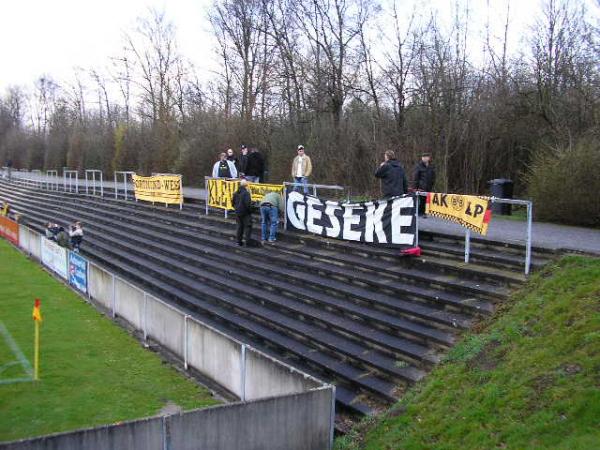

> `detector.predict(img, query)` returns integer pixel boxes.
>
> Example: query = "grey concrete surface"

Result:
[419,215,600,255]
[1,417,163,450]
[169,388,334,450]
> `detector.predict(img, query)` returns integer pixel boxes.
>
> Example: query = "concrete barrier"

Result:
[244,349,321,401]
[114,278,144,330]
[186,319,243,397]
[88,263,114,310]
[169,388,334,450]
[1,416,163,450]
[146,297,185,357]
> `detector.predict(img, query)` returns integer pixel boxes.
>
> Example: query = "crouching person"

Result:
[232,180,252,246]
[260,191,283,244]
[69,221,84,252]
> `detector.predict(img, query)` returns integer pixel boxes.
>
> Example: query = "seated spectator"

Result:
[45,222,60,241]
[1,201,10,217]
[212,152,238,179]
[69,221,84,252]
[56,227,70,248]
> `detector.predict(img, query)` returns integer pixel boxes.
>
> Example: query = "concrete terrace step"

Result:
[3,188,491,322]
[4,179,538,282]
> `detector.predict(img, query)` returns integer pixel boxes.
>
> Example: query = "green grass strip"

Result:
[336,255,600,450]
[0,239,219,442]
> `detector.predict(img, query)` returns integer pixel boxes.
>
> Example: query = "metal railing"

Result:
[113,171,135,200]
[415,192,533,275]
[85,170,104,197]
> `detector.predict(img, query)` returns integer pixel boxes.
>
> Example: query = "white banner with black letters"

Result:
[286,191,416,246]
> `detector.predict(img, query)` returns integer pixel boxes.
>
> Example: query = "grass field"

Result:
[336,256,600,450]
[0,239,219,442]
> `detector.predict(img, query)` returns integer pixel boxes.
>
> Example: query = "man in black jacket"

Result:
[245,147,265,183]
[232,179,253,246]
[411,152,435,216]
[375,150,408,198]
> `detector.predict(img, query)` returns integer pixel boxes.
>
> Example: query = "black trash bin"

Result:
[488,178,513,215]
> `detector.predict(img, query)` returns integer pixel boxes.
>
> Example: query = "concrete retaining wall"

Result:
[2,416,163,450]
[88,263,113,310]
[169,388,334,450]
[114,278,144,330]
[186,319,243,397]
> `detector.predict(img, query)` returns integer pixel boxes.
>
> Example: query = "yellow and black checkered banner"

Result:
[207,179,284,210]
[132,174,183,205]
[425,192,492,235]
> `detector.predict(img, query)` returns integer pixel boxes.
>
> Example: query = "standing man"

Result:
[411,152,436,216]
[212,152,238,179]
[226,148,238,168]
[259,191,283,244]
[291,145,312,194]
[375,150,407,198]
[238,145,249,176]
[232,179,253,246]
[245,147,264,183]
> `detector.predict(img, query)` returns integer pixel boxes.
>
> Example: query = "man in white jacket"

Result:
[212,152,238,179]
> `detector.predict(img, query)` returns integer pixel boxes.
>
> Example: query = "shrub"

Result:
[526,135,600,227]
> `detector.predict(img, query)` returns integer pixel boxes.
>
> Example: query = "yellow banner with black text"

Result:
[425,192,492,235]
[132,174,183,205]
[207,178,284,210]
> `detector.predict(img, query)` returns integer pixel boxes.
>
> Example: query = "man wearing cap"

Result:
[411,152,435,216]
[291,145,312,194]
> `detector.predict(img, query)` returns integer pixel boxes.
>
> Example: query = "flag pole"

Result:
[34,320,40,381]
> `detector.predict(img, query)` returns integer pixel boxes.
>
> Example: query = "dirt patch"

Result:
[531,373,555,395]
[159,401,183,416]
[467,340,503,371]
[560,363,582,376]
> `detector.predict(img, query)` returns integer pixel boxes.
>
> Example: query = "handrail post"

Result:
[464,228,471,263]
[525,201,533,275]
[414,194,420,247]
[240,344,246,401]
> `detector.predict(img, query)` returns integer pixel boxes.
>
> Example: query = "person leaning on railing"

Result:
[259,191,283,244]
[69,221,84,252]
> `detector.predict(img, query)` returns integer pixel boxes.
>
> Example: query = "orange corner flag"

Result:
[32,298,42,322]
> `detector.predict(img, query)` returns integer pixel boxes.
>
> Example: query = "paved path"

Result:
[419,215,600,255]
[7,171,599,255]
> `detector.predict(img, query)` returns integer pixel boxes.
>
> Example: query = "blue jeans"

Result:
[260,205,279,241]
[294,176,309,194]
[246,176,259,183]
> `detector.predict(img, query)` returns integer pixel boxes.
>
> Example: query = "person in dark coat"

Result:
[411,152,436,216]
[232,179,253,246]
[238,145,249,176]
[245,148,265,183]
[375,150,408,198]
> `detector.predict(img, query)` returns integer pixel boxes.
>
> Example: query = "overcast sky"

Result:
[0,0,596,94]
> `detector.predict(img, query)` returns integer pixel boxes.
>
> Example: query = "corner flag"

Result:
[32,298,42,322]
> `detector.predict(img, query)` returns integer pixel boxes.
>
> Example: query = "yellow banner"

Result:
[132,174,183,205]
[207,179,284,210]
[425,192,492,235]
